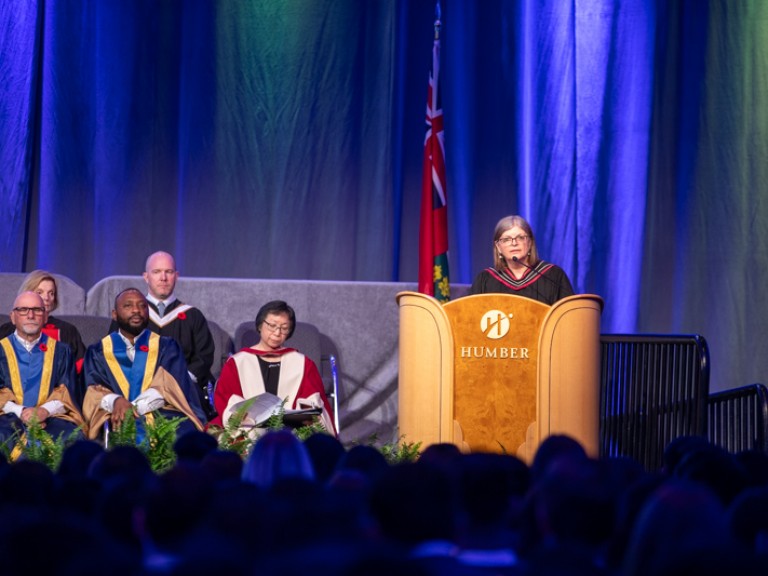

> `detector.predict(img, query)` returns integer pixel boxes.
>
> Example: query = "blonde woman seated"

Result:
[210,300,336,436]
[0,270,86,368]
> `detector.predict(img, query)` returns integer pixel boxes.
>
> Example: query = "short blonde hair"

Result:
[19,270,59,312]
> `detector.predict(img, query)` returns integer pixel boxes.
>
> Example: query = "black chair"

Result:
[708,383,768,453]
[232,320,340,434]
[207,320,234,381]
[600,334,710,471]
[57,315,113,348]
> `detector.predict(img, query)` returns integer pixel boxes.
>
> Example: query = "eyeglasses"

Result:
[497,234,529,246]
[262,320,291,334]
[13,307,45,316]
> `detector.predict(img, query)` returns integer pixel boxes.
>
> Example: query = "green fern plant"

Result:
[263,407,286,431]
[263,396,298,432]
[212,396,258,458]
[378,435,422,465]
[107,412,138,447]
[356,433,422,465]
[0,440,10,462]
[293,418,328,441]
[207,396,335,459]
[142,412,184,473]
[1,416,81,471]
[105,411,183,473]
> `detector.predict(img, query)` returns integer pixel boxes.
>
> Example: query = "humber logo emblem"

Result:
[480,310,513,340]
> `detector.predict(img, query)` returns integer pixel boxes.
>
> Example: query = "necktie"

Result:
[158,302,166,317]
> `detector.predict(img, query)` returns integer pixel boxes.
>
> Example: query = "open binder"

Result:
[231,392,322,427]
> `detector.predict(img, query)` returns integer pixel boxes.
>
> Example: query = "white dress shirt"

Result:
[99,330,165,415]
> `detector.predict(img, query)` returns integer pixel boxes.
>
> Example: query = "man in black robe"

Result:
[109,251,217,417]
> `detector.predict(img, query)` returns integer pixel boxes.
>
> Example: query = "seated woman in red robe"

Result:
[210,300,335,436]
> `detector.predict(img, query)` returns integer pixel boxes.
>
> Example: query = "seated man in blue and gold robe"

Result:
[82,288,207,440]
[0,291,84,453]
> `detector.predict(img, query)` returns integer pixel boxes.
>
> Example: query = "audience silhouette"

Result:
[0,431,764,575]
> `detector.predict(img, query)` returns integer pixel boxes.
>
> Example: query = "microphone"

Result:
[511,256,563,291]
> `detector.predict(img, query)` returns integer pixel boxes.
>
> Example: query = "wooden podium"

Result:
[396,292,603,461]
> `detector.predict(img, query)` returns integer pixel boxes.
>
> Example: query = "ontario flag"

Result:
[418,3,450,302]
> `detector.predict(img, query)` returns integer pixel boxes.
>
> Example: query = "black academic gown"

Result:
[469,262,574,306]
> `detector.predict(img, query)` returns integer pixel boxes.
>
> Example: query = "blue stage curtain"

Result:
[1,0,768,392]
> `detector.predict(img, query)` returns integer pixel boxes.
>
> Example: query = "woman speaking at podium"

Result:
[469,215,574,305]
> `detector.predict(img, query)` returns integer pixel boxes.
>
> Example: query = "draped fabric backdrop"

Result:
[2,0,768,393]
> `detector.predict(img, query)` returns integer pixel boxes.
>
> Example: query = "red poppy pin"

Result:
[39,343,48,352]
[139,345,149,352]
[178,312,187,320]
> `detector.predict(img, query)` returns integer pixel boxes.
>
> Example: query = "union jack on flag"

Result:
[418,2,450,302]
